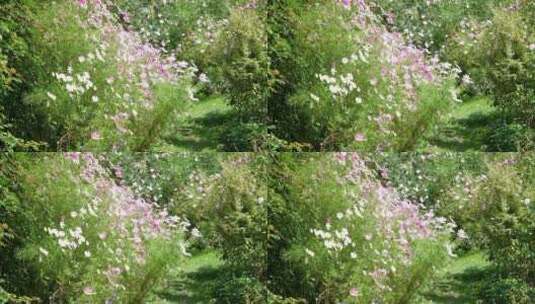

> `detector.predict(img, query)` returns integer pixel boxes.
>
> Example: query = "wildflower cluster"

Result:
[304,153,460,302]
[36,153,190,301]
[302,0,460,149]
[42,0,203,149]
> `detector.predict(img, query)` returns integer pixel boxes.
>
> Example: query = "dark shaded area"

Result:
[166,110,236,151]
[424,266,495,304]
[164,105,266,152]
[428,111,497,151]
[156,264,228,303]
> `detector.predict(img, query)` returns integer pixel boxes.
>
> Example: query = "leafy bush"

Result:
[209,6,270,121]
[441,2,535,149]
[479,277,535,304]
[437,156,535,289]
[268,0,458,150]
[0,1,32,99]
[487,120,535,151]
[111,0,238,52]
[202,155,268,278]
[378,153,487,208]
[372,0,509,52]
[0,1,44,151]
[266,153,456,302]
[0,153,189,302]
[212,273,267,304]
[1,0,199,151]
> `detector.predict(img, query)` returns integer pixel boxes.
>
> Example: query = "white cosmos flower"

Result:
[39,247,49,256]
[47,92,57,101]
[445,243,456,257]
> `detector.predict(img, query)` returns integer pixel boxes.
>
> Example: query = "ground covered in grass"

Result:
[424,252,492,303]
[427,97,497,151]
[156,97,233,152]
[152,250,494,304]
[152,250,224,304]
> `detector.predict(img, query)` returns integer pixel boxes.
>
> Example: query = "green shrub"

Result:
[488,120,535,151]
[438,156,535,286]
[111,0,236,52]
[268,0,457,150]
[203,156,268,278]
[372,0,509,52]
[378,152,487,208]
[210,7,270,121]
[220,121,269,151]
[266,153,454,302]
[213,274,266,304]
[0,153,188,302]
[479,277,535,304]
[0,1,44,151]
[1,0,195,151]
[442,2,535,149]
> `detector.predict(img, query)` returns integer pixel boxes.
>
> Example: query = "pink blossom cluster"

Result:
[65,152,185,241]
[307,153,458,297]
[41,153,190,297]
[311,0,461,147]
[78,0,196,90]
[47,0,200,144]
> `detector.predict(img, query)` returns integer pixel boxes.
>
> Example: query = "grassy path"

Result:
[427,97,497,151]
[156,96,235,152]
[423,252,491,303]
[151,251,492,303]
[152,250,224,303]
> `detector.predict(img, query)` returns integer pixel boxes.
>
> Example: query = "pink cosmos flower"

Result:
[78,0,87,6]
[354,133,366,142]
[349,287,359,297]
[338,0,351,7]
[65,152,81,163]
[91,131,101,140]
[113,166,124,179]
[83,286,95,295]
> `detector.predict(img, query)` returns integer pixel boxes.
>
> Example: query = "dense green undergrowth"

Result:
[2,153,534,303]
[2,0,534,151]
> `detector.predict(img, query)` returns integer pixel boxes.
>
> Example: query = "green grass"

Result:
[151,250,224,304]
[423,251,492,304]
[155,96,234,152]
[155,95,261,152]
[426,96,497,151]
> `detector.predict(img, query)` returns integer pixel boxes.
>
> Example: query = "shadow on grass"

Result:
[425,267,493,304]
[167,110,237,151]
[423,251,494,304]
[429,112,496,151]
[428,95,501,152]
[156,262,231,304]
[163,97,262,152]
